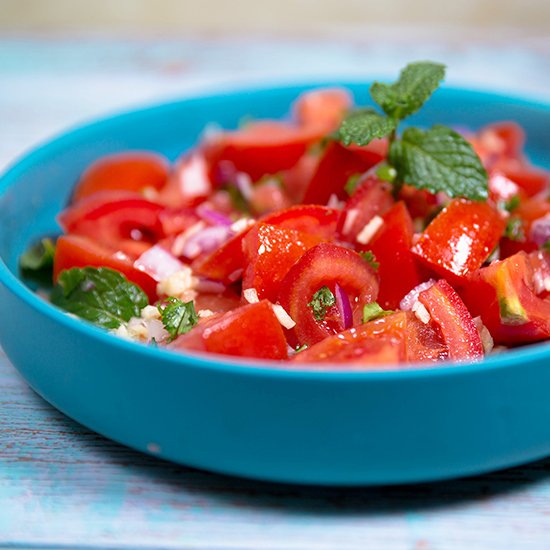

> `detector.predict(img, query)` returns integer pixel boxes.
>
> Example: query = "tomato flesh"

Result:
[412,199,505,283]
[72,152,169,203]
[262,205,338,239]
[53,234,158,302]
[278,243,379,347]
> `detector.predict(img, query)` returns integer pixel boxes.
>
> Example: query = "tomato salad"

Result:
[21,62,550,367]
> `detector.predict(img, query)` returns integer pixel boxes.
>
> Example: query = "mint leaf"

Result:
[337,108,397,147]
[20,237,56,271]
[371,61,446,121]
[359,250,380,270]
[51,267,148,329]
[389,125,488,200]
[362,302,393,324]
[504,217,525,241]
[158,297,198,341]
[308,286,335,321]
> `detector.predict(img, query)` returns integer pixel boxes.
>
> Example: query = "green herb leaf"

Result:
[370,61,446,121]
[359,250,380,270]
[376,164,397,183]
[344,173,362,196]
[543,240,550,253]
[504,195,521,212]
[389,125,488,201]
[20,237,56,271]
[295,344,308,354]
[362,302,393,324]
[504,217,525,241]
[337,108,397,147]
[308,286,336,321]
[51,267,148,329]
[158,297,199,341]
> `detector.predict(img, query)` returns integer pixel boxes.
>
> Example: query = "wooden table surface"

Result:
[1,34,550,549]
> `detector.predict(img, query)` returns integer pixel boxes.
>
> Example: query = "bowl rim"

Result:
[1,81,550,381]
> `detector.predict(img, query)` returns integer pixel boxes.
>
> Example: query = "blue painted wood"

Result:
[1,35,550,549]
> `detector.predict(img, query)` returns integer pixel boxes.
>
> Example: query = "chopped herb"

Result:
[336,61,488,201]
[308,286,336,321]
[359,250,380,270]
[158,297,199,342]
[51,267,148,330]
[225,185,250,214]
[505,195,521,212]
[362,302,393,324]
[543,240,550,253]
[344,173,362,196]
[20,237,56,285]
[295,344,308,353]
[376,164,397,183]
[504,217,525,241]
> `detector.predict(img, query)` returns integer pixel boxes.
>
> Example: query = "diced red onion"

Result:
[196,203,233,226]
[243,288,260,303]
[134,245,185,282]
[180,225,233,259]
[530,213,550,247]
[271,304,296,329]
[195,278,226,294]
[215,160,238,185]
[334,283,353,330]
[400,279,437,311]
[489,172,520,201]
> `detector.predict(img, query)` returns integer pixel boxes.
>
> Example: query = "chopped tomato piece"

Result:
[53,234,158,302]
[412,199,505,283]
[204,121,324,182]
[293,88,352,133]
[282,152,320,203]
[262,204,338,239]
[242,223,324,301]
[302,142,386,205]
[499,162,550,197]
[368,202,427,309]
[417,279,484,361]
[278,243,379,347]
[336,176,394,242]
[72,152,169,203]
[58,193,165,258]
[172,300,288,360]
[461,251,550,344]
[398,184,438,219]
[158,152,213,208]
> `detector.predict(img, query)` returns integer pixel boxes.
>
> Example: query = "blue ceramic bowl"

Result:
[1,83,549,486]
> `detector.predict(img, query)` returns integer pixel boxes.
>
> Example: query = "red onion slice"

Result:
[180,225,233,259]
[134,245,185,282]
[334,283,353,330]
[530,213,550,247]
[196,203,233,226]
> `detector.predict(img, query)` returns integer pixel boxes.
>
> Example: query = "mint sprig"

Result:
[51,267,148,329]
[337,61,488,201]
[158,297,199,341]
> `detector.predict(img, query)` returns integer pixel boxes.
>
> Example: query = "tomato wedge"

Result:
[302,142,386,204]
[58,192,165,256]
[417,279,484,361]
[368,202,427,309]
[293,88,352,133]
[53,234,158,302]
[242,223,324,301]
[172,300,288,360]
[460,251,550,344]
[72,152,170,203]
[262,204,338,239]
[412,199,505,284]
[278,243,379,347]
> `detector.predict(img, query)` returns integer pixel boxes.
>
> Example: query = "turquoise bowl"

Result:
[1,84,549,486]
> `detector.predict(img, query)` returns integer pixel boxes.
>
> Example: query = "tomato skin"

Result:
[412,199,506,284]
[278,243,379,347]
[58,192,165,257]
[72,152,169,203]
[262,204,339,239]
[336,176,394,242]
[294,311,446,365]
[302,142,386,205]
[460,251,550,345]
[204,121,324,182]
[368,202,427,309]
[185,300,288,360]
[418,279,484,361]
[293,88,352,133]
[53,234,158,302]
[242,223,324,302]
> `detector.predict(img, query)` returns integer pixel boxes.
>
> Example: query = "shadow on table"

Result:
[35,393,550,517]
